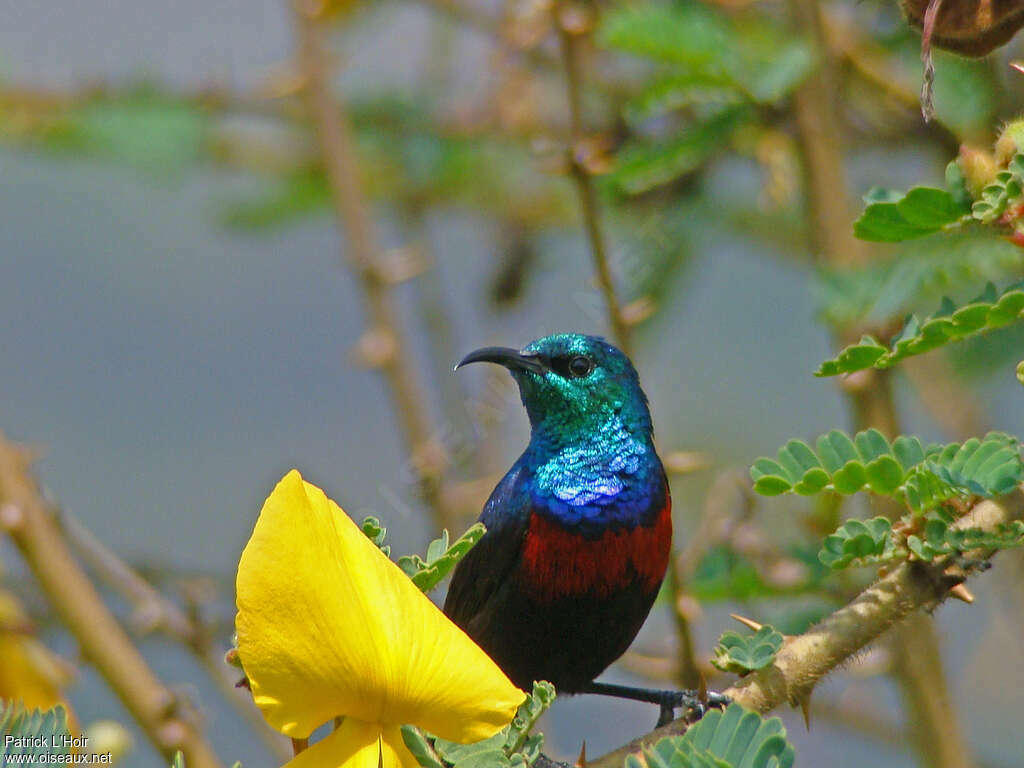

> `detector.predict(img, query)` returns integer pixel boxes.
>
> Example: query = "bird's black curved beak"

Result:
[455,346,546,374]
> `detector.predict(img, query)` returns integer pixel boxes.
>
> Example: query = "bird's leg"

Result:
[579,682,730,727]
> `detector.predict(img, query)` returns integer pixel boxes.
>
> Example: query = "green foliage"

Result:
[215,97,572,231]
[611,106,749,195]
[398,523,486,592]
[906,515,1024,562]
[712,626,784,674]
[814,231,1024,328]
[818,517,896,569]
[0,703,72,762]
[624,705,795,768]
[689,545,829,602]
[598,1,812,194]
[817,281,1024,376]
[971,154,1024,223]
[750,430,1022,514]
[1018,360,1024,385]
[600,3,812,107]
[853,183,969,242]
[41,88,208,173]
[406,682,555,768]
[220,169,331,231]
[852,153,1024,242]
[360,515,391,557]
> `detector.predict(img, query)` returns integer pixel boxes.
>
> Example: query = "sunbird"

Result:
[445,333,722,725]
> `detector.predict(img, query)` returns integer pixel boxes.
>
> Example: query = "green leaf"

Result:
[629,704,795,768]
[44,90,208,173]
[598,3,730,67]
[971,152,1024,224]
[907,517,1024,561]
[433,733,509,768]
[502,681,555,756]
[1,703,72,762]
[432,681,555,767]
[742,37,814,103]
[711,625,784,674]
[221,169,331,231]
[816,280,1024,375]
[402,727,445,768]
[854,186,968,242]
[814,231,1024,328]
[818,517,897,569]
[612,106,749,194]
[751,430,1021,514]
[398,523,486,592]
[625,72,740,123]
[360,515,391,557]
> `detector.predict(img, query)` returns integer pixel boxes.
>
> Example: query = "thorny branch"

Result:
[60,510,291,762]
[0,434,224,768]
[588,486,1024,767]
[552,0,632,356]
[292,0,456,531]
[789,0,974,764]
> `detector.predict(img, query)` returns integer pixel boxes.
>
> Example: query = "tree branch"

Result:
[552,1,631,355]
[589,485,1024,767]
[0,433,224,768]
[789,0,975,763]
[292,0,454,529]
[60,510,291,762]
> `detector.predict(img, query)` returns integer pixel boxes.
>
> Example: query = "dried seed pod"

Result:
[902,0,1024,57]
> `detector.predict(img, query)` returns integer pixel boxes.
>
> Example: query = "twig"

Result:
[0,434,223,768]
[589,486,1024,766]
[60,510,292,762]
[902,354,990,441]
[667,471,755,687]
[552,1,631,355]
[789,0,976,764]
[291,0,455,530]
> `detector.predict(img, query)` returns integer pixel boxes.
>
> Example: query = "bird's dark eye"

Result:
[568,355,594,378]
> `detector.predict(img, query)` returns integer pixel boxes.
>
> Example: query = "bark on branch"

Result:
[0,433,224,768]
[589,486,1024,767]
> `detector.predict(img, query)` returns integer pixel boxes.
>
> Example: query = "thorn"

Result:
[1012,61,1024,75]
[729,613,763,632]
[291,738,308,756]
[663,451,712,475]
[948,584,975,604]
[698,673,709,706]
[576,741,586,767]
[351,327,397,369]
[0,503,25,532]
[798,692,812,730]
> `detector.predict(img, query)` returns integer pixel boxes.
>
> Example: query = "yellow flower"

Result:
[235,470,525,768]
[0,588,76,722]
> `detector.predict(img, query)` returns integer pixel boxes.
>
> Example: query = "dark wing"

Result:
[443,464,531,630]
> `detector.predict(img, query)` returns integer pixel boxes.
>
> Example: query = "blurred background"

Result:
[2,0,1024,766]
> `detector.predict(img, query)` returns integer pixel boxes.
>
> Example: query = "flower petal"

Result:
[281,719,419,768]
[236,470,524,741]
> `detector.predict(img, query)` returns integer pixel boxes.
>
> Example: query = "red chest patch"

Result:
[519,498,672,602]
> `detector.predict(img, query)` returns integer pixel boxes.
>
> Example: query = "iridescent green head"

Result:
[457,334,653,447]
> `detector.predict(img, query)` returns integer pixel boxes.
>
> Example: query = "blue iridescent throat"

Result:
[524,413,663,535]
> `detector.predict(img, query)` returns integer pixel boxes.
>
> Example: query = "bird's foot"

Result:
[580,681,729,728]
[654,689,731,727]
